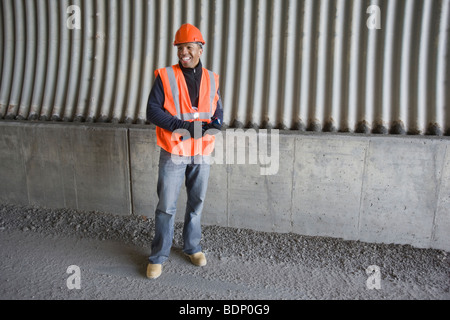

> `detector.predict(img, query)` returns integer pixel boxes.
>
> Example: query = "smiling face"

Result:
[177,43,203,69]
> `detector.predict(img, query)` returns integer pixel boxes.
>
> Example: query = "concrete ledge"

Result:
[0,121,131,215]
[359,138,447,248]
[292,136,367,240]
[1,121,449,251]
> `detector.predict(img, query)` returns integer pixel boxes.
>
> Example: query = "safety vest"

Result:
[155,64,220,156]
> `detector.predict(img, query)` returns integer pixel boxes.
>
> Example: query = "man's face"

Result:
[177,43,203,69]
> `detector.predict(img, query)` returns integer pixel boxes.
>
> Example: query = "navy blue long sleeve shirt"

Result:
[146,61,223,132]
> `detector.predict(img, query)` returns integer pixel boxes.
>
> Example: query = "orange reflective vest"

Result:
[155,64,220,156]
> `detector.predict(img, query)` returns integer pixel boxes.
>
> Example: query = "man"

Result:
[146,24,223,279]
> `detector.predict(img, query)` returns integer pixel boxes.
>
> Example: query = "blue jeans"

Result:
[149,149,211,264]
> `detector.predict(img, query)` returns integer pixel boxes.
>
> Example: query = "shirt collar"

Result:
[179,60,203,74]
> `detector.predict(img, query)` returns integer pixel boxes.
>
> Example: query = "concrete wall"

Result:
[1,121,449,251]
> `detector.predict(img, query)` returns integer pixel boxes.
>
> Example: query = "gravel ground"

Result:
[0,203,449,300]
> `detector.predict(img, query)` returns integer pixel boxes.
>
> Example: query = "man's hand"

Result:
[180,117,222,141]
[202,116,222,134]
[181,121,204,140]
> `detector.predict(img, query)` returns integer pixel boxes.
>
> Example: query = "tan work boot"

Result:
[187,252,207,267]
[146,263,162,279]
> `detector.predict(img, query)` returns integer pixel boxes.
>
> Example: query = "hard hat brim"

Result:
[173,40,206,46]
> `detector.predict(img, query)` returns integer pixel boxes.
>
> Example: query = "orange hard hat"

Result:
[173,24,205,46]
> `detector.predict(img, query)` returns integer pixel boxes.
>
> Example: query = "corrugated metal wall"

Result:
[0,0,449,135]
